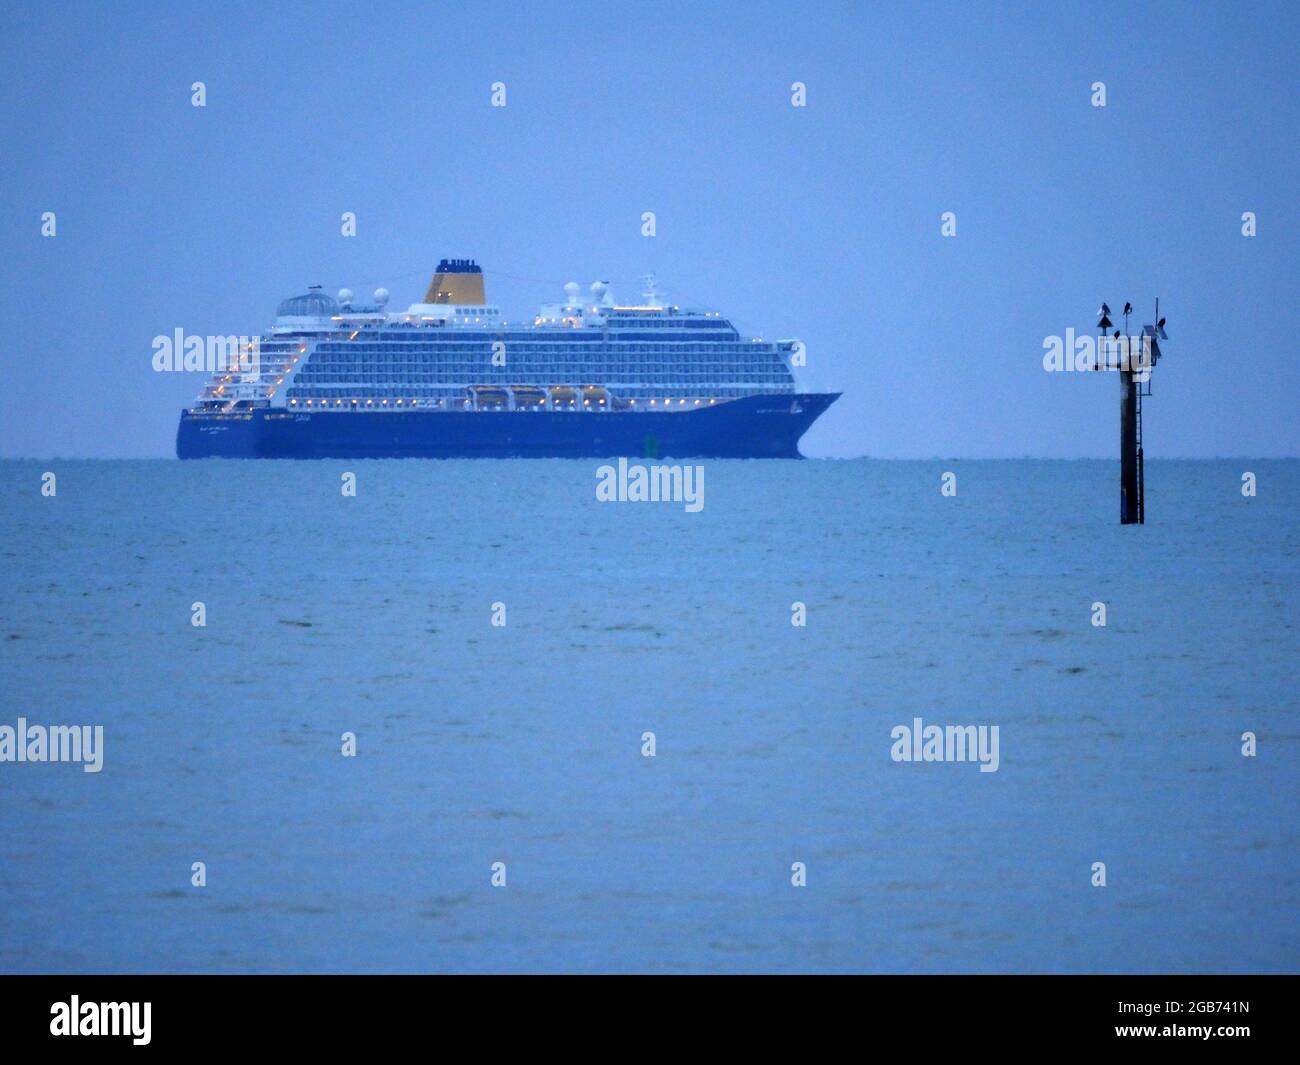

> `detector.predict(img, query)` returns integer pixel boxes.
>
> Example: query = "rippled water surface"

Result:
[0,459,1296,972]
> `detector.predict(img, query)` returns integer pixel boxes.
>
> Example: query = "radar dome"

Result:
[337,288,354,306]
[373,288,390,307]
[590,281,608,300]
[564,281,580,303]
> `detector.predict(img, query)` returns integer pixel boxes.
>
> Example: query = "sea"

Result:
[0,458,1296,973]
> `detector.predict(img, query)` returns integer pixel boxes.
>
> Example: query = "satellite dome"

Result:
[590,281,608,300]
[338,288,354,306]
[373,287,390,306]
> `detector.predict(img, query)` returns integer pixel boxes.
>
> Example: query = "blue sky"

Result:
[2,0,1295,458]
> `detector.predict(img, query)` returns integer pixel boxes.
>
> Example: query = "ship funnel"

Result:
[423,258,486,305]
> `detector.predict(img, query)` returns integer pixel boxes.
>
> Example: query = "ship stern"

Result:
[176,410,265,458]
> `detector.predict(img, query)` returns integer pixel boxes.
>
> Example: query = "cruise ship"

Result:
[176,260,839,459]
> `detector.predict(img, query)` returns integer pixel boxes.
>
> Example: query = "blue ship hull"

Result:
[177,393,839,459]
